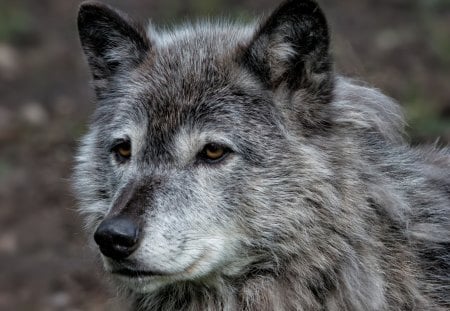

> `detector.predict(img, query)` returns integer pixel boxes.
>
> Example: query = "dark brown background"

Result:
[0,0,449,310]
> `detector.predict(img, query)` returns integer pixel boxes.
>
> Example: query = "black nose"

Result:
[94,216,141,260]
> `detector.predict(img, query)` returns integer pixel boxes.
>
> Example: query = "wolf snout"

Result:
[94,216,141,260]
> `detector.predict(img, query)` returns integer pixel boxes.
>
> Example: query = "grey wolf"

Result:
[74,0,450,309]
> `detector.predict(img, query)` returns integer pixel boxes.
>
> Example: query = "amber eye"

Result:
[200,143,230,163]
[112,141,131,162]
[118,144,131,157]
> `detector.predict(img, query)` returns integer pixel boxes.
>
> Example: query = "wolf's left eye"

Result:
[112,140,132,163]
[199,143,231,164]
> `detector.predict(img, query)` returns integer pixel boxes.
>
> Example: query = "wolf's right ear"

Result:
[77,1,150,92]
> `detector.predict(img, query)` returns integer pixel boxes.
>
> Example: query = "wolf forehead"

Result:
[96,26,280,147]
[135,23,257,92]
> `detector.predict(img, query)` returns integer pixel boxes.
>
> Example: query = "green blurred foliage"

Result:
[400,0,450,141]
[0,3,31,43]
[406,92,450,142]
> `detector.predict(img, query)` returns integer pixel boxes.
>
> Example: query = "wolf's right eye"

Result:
[112,141,132,163]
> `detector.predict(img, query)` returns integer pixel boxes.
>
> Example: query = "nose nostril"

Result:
[112,230,139,247]
[94,216,141,259]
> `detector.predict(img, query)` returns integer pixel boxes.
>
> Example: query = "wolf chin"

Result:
[74,0,449,310]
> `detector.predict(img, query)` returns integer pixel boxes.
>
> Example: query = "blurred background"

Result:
[0,0,449,310]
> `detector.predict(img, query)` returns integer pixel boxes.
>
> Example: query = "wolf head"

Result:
[75,0,336,293]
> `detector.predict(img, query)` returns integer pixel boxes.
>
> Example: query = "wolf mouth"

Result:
[112,268,166,278]
[111,251,210,279]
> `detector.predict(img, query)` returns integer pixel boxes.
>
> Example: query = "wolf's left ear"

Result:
[241,0,332,98]
[77,1,150,92]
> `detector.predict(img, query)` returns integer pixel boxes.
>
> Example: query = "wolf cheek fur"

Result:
[74,0,450,310]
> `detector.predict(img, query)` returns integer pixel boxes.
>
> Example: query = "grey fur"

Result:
[74,0,450,310]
